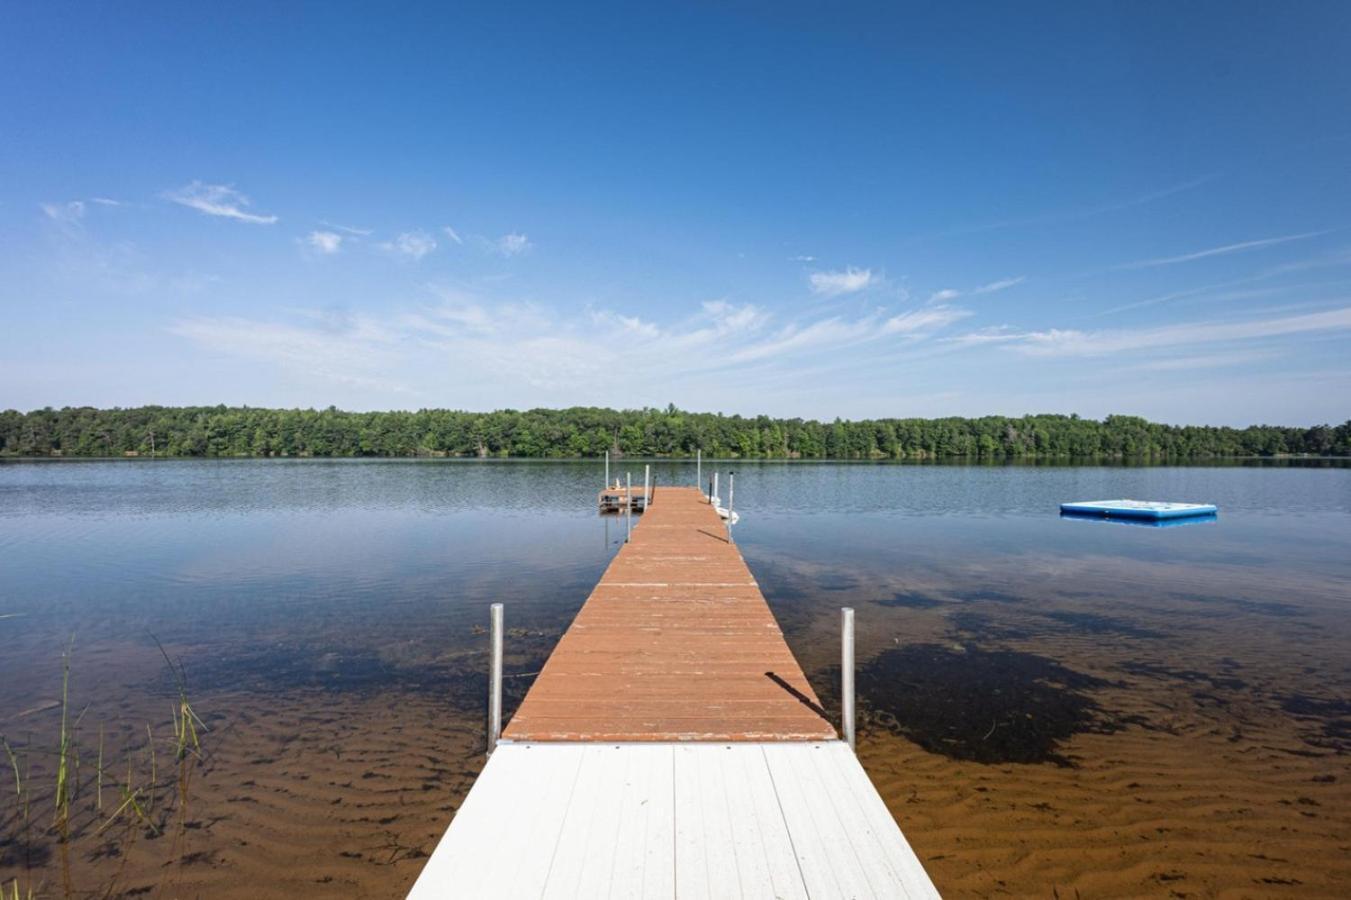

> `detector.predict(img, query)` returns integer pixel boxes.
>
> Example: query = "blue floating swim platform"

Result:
[1059,499,1218,521]
[1060,510,1216,528]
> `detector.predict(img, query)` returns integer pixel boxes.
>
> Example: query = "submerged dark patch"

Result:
[815,572,860,592]
[753,563,814,605]
[947,610,1037,641]
[1184,593,1304,618]
[171,642,544,715]
[851,643,1128,766]
[878,591,945,609]
[960,589,1024,605]
[1119,661,1248,692]
[1043,611,1163,640]
[1278,694,1351,752]
[1230,598,1304,618]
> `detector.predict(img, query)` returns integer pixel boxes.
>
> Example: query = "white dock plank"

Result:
[721,744,809,900]
[408,742,940,899]
[605,744,676,899]
[674,743,735,898]
[763,743,869,898]
[805,743,940,899]
[544,744,630,898]
[832,749,941,899]
[408,742,585,898]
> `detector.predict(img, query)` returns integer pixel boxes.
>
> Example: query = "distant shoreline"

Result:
[4,406,1348,460]
[2,454,1348,464]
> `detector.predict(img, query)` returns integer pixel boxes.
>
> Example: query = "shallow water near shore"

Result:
[2,459,1349,897]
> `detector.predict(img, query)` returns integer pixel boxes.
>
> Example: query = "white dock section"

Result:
[408,741,939,899]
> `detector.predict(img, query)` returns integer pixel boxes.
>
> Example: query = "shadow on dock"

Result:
[764,670,830,718]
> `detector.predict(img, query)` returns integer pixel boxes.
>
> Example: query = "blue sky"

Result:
[2,2,1349,425]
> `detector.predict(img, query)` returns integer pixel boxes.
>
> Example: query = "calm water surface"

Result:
[3,458,1349,733]
[1,459,1349,895]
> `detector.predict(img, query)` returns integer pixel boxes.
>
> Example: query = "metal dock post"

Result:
[727,472,735,542]
[488,602,503,755]
[842,606,855,750]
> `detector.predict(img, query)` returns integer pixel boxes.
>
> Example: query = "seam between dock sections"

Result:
[761,742,812,898]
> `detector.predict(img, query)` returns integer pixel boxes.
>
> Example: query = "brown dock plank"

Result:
[503,485,836,742]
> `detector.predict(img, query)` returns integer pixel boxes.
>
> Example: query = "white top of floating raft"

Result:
[408,741,940,899]
[1060,499,1218,519]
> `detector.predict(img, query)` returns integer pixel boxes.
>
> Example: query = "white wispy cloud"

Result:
[171,291,967,400]
[1130,350,1279,372]
[701,300,771,333]
[934,174,1220,239]
[1113,231,1325,271]
[40,200,86,224]
[971,276,1024,295]
[929,277,1023,304]
[320,221,373,236]
[443,226,463,245]
[381,230,437,260]
[170,314,405,393]
[165,181,278,224]
[1096,247,1351,317]
[882,305,971,334]
[493,232,532,256]
[943,325,1025,348]
[952,306,1351,358]
[89,197,123,207]
[306,231,343,254]
[1257,246,1351,279]
[590,309,661,338]
[808,267,877,296]
[790,254,816,262]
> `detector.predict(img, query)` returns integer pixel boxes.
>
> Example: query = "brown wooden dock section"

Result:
[410,483,942,897]
[505,486,836,742]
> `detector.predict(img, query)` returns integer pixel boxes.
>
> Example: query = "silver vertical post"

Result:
[488,603,503,755]
[841,607,855,751]
[713,472,719,504]
[625,472,632,542]
[727,472,735,542]
[696,449,701,491]
[644,464,650,510]
[605,450,609,488]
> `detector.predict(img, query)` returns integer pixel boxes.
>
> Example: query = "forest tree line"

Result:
[2,406,1349,460]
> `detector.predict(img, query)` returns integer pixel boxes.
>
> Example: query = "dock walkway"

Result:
[409,486,939,898]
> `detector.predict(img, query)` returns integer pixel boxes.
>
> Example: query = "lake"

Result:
[2,460,1349,897]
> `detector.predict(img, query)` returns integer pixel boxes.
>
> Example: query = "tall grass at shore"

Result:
[0,639,209,899]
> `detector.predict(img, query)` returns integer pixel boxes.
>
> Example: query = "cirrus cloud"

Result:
[170,288,968,403]
[950,306,1351,358]
[166,181,278,224]
[381,230,437,261]
[493,232,532,256]
[809,266,878,296]
[306,231,343,254]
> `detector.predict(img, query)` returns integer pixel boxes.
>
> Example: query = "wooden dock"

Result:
[597,483,648,513]
[409,486,939,898]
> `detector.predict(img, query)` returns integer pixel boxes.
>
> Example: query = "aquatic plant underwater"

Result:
[0,638,209,899]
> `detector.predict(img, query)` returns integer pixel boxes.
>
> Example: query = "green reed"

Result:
[0,638,210,899]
